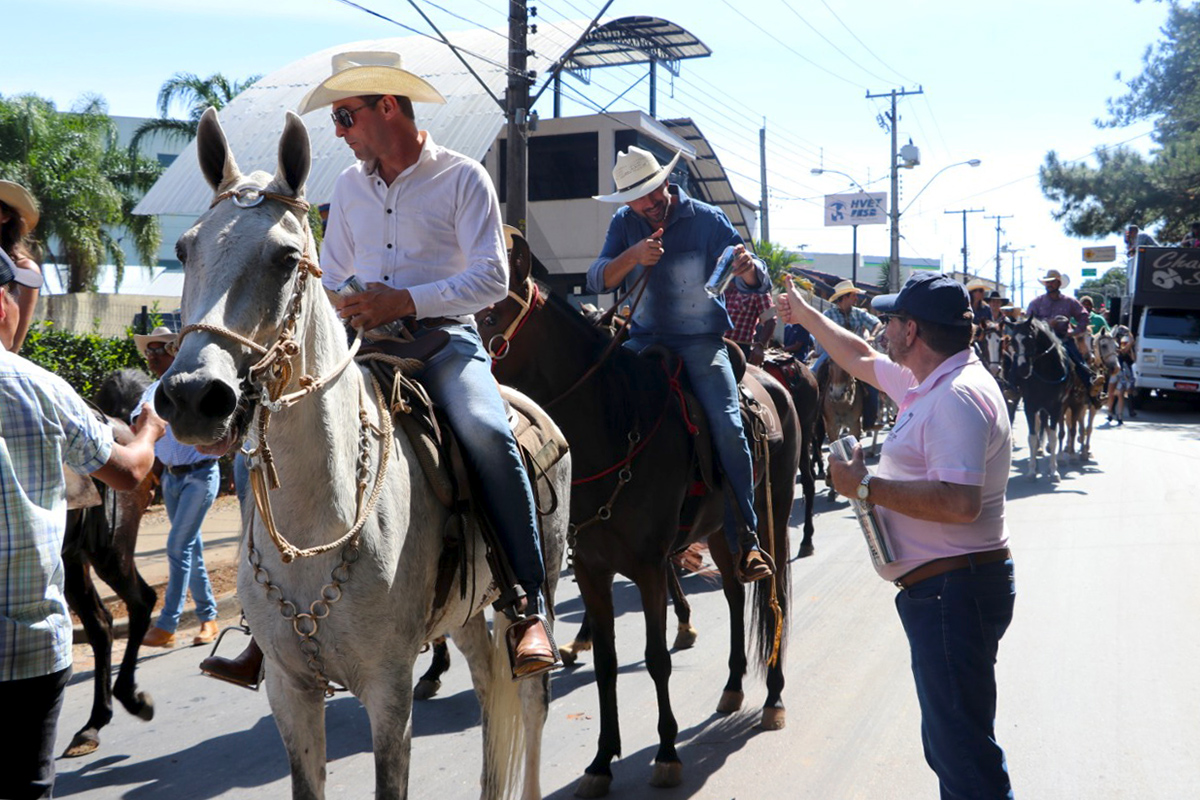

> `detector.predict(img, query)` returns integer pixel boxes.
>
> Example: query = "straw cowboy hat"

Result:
[0,180,40,234]
[965,278,989,293]
[133,326,178,360]
[986,290,1008,303]
[297,51,446,115]
[594,146,682,203]
[1038,268,1070,288]
[828,279,865,303]
[502,224,524,250]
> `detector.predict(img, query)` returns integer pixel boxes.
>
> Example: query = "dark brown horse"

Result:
[477,240,798,797]
[61,369,158,757]
[761,350,820,557]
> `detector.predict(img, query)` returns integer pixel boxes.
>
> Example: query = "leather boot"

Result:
[737,548,775,583]
[507,616,561,680]
[142,626,176,648]
[200,638,264,689]
[193,620,219,646]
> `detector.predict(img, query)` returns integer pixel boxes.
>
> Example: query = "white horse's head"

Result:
[156,108,314,453]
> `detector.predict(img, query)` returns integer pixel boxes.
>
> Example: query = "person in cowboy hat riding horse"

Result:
[811,279,884,431]
[1026,269,1096,395]
[588,146,775,582]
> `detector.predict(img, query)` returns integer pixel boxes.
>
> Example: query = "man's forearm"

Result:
[600,248,641,290]
[867,478,982,524]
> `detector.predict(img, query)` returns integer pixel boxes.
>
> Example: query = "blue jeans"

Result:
[896,557,1016,800]
[625,333,759,556]
[156,462,219,632]
[416,324,546,615]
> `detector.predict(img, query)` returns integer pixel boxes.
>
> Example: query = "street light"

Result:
[888,158,982,291]
[811,167,872,284]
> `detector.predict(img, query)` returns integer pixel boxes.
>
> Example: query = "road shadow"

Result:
[542,709,765,799]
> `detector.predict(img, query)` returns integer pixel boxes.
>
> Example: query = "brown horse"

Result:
[761,349,819,557]
[60,369,158,757]
[816,358,862,499]
[477,240,798,798]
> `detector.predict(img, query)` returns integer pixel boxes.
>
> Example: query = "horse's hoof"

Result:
[132,690,154,721]
[574,773,612,798]
[560,640,590,667]
[1050,472,1061,483]
[672,625,698,650]
[797,541,815,558]
[62,729,100,758]
[413,679,441,700]
[649,760,683,788]
[760,706,786,730]
[716,690,744,714]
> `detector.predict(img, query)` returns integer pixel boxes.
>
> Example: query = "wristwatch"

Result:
[856,474,872,502]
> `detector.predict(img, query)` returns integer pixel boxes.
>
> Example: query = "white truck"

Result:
[1123,246,1200,408]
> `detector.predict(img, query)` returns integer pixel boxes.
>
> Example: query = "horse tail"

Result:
[481,618,525,798]
[750,525,791,673]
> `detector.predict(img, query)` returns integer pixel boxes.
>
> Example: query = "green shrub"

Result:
[20,321,149,398]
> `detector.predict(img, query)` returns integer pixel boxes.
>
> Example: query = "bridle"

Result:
[175,185,391,564]
[485,276,540,359]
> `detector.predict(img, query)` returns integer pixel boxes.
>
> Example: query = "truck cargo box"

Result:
[1132,247,1200,309]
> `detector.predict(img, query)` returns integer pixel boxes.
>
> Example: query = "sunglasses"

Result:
[329,99,380,129]
[145,343,170,354]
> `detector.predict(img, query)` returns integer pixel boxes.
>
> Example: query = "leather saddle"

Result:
[358,333,570,615]
[640,338,784,497]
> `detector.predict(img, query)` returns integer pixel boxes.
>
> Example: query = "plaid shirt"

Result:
[725,290,774,343]
[1,351,113,680]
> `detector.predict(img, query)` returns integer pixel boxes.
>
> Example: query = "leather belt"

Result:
[165,459,217,477]
[894,547,1011,589]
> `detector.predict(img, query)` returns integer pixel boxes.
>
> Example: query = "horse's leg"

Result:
[61,551,113,758]
[266,670,328,800]
[414,636,450,700]
[87,538,155,723]
[706,533,749,716]
[758,453,793,731]
[574,567,619,799]
[559,611,593,667]
[797,418,817,558]
[667,565,697,650]
[633,567,682,789]
[1048,413,1062,482]
[1025,410,1039,479]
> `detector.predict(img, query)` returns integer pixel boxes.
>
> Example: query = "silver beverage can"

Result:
[704,245,739,298]
[333,275,368,296]
[331,275,404,338]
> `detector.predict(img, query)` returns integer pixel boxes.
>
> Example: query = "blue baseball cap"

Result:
[871,273,973,328]
[0,248,16,287]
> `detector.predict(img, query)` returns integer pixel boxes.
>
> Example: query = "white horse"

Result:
[157,108,569,800]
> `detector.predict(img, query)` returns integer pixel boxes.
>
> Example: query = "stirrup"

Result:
[200,622,264,692]
[504,613,562,681]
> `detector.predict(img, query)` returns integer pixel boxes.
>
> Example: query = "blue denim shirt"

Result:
[587,186,770,337]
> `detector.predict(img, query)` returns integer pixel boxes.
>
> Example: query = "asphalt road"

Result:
[52,396,1200,799]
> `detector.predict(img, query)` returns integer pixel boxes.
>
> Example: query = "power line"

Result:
[816,0,917,86]
[777,0,896,86]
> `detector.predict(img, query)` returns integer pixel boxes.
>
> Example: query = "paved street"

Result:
[52,398,1200,799]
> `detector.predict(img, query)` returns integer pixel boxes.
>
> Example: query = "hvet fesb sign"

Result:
[823,192,888,227]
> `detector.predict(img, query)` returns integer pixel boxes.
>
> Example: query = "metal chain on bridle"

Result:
[177,185,395,695]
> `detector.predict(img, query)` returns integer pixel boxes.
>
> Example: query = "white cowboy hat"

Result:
[133,326,178,360]
[828,279,864,303]
[502,224,524,250]
[594,146,682,203]
[1038,268,1070,288]
[0,180,40,234]
[297,51,446,115]
[965,278,989,293]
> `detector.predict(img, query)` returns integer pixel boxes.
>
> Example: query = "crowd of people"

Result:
[5,48,1182,799]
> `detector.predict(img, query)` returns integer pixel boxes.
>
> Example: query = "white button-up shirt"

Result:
[320,132,508,321]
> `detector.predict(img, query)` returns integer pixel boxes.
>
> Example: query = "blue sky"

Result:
[5,0,1173,302]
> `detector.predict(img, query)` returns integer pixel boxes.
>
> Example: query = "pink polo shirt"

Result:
[871,349,1012,582]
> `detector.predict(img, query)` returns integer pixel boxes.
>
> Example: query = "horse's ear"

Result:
[276,111,311,196]
[197,107,241,192]
[509,236,532,287]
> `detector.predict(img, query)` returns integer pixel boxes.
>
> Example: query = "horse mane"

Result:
[95,368,153,422]
[539,286,675,434]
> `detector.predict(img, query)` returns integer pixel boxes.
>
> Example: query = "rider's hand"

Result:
[730,244,759,287]
[630,228,665,267]
[335,283,414,330]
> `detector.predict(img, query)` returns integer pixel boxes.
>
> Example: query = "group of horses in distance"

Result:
[977,315,1126,481]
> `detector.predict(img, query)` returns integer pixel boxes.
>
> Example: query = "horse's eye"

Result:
[483,312,498,327]
[276,249,301,271]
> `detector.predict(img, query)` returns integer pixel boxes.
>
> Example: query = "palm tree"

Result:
[129,72,260,155]
[752,239,797,285]
[0,93,163,292]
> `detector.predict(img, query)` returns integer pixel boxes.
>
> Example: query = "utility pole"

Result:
[866,86,923,292]
[759,122,769,244]
[985,214,1013,288]
[505,0,532,233]
[944,208,985,281]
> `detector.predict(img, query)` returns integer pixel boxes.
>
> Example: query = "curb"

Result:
[72,591,243,645]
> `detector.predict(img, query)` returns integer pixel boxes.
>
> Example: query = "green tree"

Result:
[1040,2,1200,241]
[129,72,260,155]
[0,93,163,292]
[752,239,797,285]
[1078,265,1130,297]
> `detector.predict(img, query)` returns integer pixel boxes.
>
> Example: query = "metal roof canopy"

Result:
[555,17,710,118]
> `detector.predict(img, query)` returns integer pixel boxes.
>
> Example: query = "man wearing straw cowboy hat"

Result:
[291,50,559,678]
[588,145,775,582]
[1,248,166,799]
[811,279,883,431]
[1026,268,1095,392]
[134,326,222,650]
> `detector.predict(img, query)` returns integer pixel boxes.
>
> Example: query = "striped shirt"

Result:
[1,350,113,680]
[138,380,209,467]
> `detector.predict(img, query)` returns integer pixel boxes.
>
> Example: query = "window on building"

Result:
[499,133,599,202]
